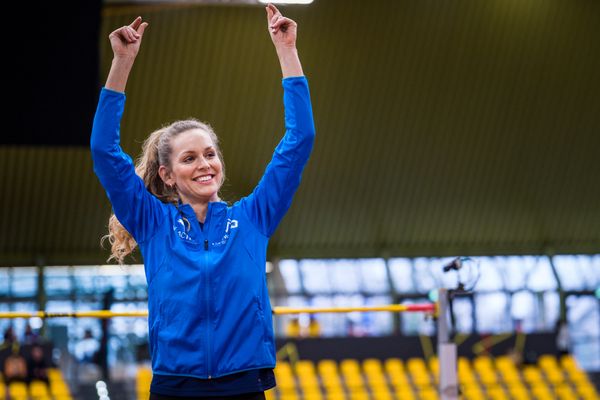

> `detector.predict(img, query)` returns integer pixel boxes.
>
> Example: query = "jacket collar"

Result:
[177,200,227,218]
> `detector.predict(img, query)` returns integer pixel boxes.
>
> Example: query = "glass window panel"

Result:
[413,258,436,293]
[473,257,503,291]
[575,255,599,290]
[279,259,302,294]
[451,297,473,334]
[359,259,389,293]
[567,296,600,371]
[544,291,560,332]
[554,255,585,290]
[388,258,415,293]
[475,292,511,333]
[525,257,557,291]
[45,266,72,295]
[501,256,529,291]
[100,265,129,299]
[11,267,37,297]
[299,259,331,294]
[593,255,600,284]
[128,264,147,287]
[111,302,147,340]
[0,268,9,295]
[11,302,37,340]
[311,295,340,337]
[364,295,393,336]
[510,290,537,333]
[334,294,367,337]
[46,300,73,312]
[329,260,360,293]
[73,266,97,293]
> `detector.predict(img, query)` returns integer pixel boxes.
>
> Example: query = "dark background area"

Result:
[4,3,101,146]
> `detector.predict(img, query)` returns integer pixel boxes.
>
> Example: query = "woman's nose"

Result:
[197,156,210,169]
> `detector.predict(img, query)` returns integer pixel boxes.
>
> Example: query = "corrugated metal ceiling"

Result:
[1,0,598,266]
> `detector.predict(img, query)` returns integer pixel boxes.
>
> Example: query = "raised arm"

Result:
[240,5,315,237]
[106,17,148,93]
[91,17,162,246]
[266,3,304,78]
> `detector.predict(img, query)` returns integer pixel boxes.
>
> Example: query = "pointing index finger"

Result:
[268,4,281,17]
[129,16,142,30]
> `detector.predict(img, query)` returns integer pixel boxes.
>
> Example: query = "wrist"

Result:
[111,56,136,68]
[275,46,298,58]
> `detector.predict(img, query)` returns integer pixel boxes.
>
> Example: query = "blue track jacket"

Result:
[91,76,315,379]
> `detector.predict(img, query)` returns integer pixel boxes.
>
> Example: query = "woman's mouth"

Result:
[193,174,214,184]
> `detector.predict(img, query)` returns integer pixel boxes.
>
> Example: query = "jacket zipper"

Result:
[203,205,212,379]
[204,238,211,379]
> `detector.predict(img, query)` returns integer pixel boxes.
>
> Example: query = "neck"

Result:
[191,202,209,223]
[179,195,220,223]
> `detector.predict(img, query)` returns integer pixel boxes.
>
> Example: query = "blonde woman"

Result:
[90,4,315,399]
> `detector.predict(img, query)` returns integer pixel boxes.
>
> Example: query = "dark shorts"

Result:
[149,392,266,400]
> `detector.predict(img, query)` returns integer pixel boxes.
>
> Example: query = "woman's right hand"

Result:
[109,17,149,60]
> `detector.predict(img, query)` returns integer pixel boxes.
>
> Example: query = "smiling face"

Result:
[159,128,224,204]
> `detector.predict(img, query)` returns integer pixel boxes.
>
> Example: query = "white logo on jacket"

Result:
[173,218,194,243]
[225,219,238,233]
[212,219,239,247]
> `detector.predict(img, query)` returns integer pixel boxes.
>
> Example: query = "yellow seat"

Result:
[575,382,600,400]
[530,383,553,400]
[340,359,365,391]
[555,384,577,400]
[30,380,50,397]
[325,393,346,400]
[522,366,544,384]
[419,387,439,400]
[50,381,71,396]
[462,386,485,400]
[394,388,416,400]
[487,386,509,400]
[508,385,532,400]
[9,381,28,397]
[279,392,299,400]
[372,389,393,400]
[137,367,152,398]
[407,358,432,387]
[348,389,369,400]
[264,388,275,400]
[385,358,410,389]
[363,358,383,372]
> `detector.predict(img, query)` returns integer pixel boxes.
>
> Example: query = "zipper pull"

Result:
[204,239,209,251]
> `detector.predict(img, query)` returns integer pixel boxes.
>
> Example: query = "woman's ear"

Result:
[158,165,174,186]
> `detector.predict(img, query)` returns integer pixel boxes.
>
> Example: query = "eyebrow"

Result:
[180,147,215,155]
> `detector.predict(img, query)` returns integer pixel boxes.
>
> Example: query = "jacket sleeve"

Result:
[240,76,316,237]
[90,87,164,244]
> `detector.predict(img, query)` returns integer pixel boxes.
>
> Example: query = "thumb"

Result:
[137,22,149,36]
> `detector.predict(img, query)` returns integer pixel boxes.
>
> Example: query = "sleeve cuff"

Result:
[101,86,126,97]
[282,76,307,84]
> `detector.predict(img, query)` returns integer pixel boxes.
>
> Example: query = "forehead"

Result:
[170,128,215,154]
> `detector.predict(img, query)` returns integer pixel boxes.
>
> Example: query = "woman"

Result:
[90,4,315,399]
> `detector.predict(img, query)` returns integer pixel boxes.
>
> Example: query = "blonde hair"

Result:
[102,119,225,264]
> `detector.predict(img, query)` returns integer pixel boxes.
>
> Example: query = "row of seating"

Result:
[0,368,73,400]
[265,355,598,400]
[135,355,599,400]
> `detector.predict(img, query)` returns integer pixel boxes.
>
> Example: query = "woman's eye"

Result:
[183,156,194,162]
[207,153,215,158]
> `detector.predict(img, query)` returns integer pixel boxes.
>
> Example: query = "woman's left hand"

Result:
[266,3,297,51]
